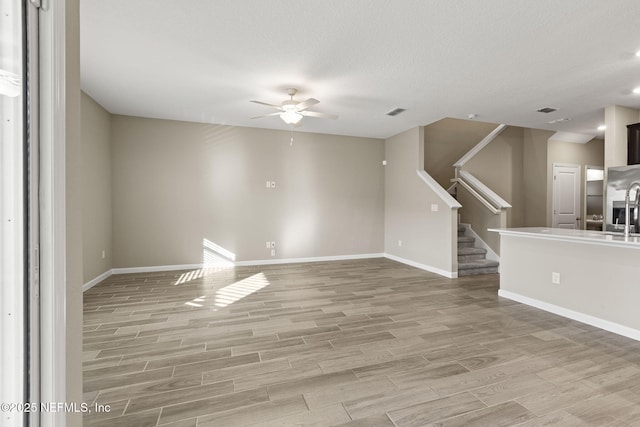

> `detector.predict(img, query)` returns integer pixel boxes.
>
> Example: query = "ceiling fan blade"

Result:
[251,112,283,119]
[296,98,319,111]
[250,100,283,109]
[301,110,338,120]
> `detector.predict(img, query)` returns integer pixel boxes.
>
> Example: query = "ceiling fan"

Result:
[250,88,338,125]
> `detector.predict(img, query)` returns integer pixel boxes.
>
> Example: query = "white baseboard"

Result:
[235,253,385,266]
[93,253,385,290]
[84,252,456,292]
[111,263,204,275]
[82,269,113,292]
[384,253,457,278]
[498,289,640,342]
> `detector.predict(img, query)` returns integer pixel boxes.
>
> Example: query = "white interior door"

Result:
[553,164,581,229]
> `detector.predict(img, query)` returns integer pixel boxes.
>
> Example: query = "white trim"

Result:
[82,270,113,292]
[0,1,26,421]
[112,263,203,275]
[453,124,507,167]
[39,0,67,424]
[552,163,581,229]
[455,178,500,214]
[384,253,457,278]
[107,253,386,277]
[458,170,511,209]
[94,253,459,286]
[488,227,640,250]
[498,289,640,342]
[235,253,385,266]
[416,170,461,209]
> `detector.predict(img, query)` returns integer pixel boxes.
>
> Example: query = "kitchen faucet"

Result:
[624,181,640,237]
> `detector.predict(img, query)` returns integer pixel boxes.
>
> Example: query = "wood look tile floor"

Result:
[83,258,640,426]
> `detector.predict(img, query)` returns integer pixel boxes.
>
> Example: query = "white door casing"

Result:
[553,164,581,229]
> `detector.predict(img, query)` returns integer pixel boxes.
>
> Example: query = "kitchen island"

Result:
[490,227,640,340]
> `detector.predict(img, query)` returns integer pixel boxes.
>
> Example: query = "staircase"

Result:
[457,225,499,276]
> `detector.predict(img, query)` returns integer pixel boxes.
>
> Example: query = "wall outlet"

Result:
[431,203,439,212]
[266,241,271,249]
[101,250,105,259]
[266,180,271,189]
[552,272,561,284]
[398,240,402,247]
[270,249,276,256]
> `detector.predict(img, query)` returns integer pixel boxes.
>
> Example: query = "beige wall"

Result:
[604,105,640,173]
[81,92,112,282]
[385,127,457,275]
[424,118,498,188]
[111,116,385,268]
[546,138,604,227]
[424,118,605,236]
[523,129,553,227]
[464,126,526,227]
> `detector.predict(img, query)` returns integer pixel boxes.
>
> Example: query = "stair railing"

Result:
[450,123,511,215]
[453,124,506,169]
[454,170,511,214]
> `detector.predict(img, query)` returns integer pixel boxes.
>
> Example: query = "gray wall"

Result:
[385,127,457,275]
[81,92,112,282]
[111,115,385,268]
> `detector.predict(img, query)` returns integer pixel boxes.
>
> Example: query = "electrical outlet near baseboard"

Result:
[552,272,561,284]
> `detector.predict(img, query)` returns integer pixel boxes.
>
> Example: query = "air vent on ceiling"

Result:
[386,108,406,116]
[537,107,558,114]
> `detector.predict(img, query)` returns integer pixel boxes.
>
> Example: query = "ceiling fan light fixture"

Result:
[281,110,302,124]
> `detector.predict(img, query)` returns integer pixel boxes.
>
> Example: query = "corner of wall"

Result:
[384,126,457,277]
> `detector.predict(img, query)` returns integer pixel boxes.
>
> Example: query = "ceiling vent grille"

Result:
[386,108,406,116]
[537,107,558,114]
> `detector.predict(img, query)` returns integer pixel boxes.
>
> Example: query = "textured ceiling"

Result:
[81,0,640,139]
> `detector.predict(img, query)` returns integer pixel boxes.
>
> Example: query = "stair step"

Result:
[458,259,499,276]
[457,224,466,233]
[457,247,485,255]
[457,235,475,248]
[459,266,499,276]
[457,247,487,262]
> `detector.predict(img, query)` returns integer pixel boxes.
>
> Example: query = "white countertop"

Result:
[489,227,640,249]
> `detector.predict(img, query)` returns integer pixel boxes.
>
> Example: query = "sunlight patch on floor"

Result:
[214,272,270,308]
[173,239,237,286]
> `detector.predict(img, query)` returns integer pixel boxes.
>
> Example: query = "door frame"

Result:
[552,163,581,229]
